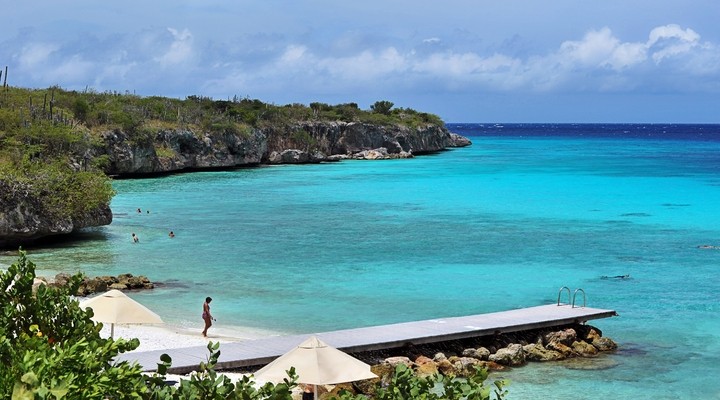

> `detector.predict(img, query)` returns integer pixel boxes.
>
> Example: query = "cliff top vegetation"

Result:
[1,81,444,170]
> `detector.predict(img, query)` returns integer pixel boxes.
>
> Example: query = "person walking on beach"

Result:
[202,297,214,337]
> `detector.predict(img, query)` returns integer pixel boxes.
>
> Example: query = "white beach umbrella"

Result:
[79,289,163,338]
[254,336,377,400]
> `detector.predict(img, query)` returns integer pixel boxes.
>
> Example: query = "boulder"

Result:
[523,343,565,361]
[354,148,389,160]
[546,341,576,357]
[436,359,457,376]
[544,328,577,346]
[366,363,394,391]
[383,356,413,368]
[414,356,438,377]
[79,277,108,296]
[98,275,119,285]
[120,274,153,289]
[478,360,506,371]
[592,336,618,351]
[586,328,601,341]
[462,347,491,360]
[449,133,472,147]
[432,352,447,362]
[572,340,599,356]
[54,273,71,287]
[452,357,485,377]
[489,343,526,366]
[109,283,128,291]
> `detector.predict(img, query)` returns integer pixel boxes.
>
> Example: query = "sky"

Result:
[2,1,719,123]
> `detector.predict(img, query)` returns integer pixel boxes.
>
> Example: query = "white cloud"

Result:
[647,24,700,62]
[279,45,308,64]
[47,55,95,82]
[210,23,718,97]
[556,27,647,70]
[4,20,720,103]
[413,52,523,90]
[607,42,647,70]
[154,28,194,67]
[16,43,59,69]
[319,47,407,80]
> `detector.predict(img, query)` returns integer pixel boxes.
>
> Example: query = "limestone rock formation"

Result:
[0,180,112,248]
[99,122,470,175]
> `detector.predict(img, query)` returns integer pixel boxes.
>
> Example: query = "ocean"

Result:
[2,123,720,399]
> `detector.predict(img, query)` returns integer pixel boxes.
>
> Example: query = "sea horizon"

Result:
[2,122,720,399]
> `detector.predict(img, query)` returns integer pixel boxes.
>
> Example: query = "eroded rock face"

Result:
[0,180,113,248]
[100,128,267,174]
[99,122,470,175]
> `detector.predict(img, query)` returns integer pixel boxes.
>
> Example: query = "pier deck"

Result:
[118,304,617,374]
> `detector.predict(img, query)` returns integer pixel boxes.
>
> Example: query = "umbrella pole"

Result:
[314,384,317,400]
[110,323,115,339]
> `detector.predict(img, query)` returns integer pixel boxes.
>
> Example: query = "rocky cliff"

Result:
[99,121,470,175]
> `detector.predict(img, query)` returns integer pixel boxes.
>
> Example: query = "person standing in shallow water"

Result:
[202,297,214,337]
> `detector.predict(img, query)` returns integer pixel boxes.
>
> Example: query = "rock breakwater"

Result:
[320,323,618,398]
[34,273,155,296]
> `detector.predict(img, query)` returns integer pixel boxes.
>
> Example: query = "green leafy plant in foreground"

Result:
[145,342,299,400]
[0,250,147,399]
[334,363,507,400]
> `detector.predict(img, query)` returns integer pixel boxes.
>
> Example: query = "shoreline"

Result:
[101,322,275,353]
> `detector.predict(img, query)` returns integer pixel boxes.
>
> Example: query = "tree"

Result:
[370,100,394,115]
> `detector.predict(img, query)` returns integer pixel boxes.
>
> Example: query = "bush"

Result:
[336,363,507,400]
[0,251,147,399]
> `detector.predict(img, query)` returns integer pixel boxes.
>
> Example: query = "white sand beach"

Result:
[98,322,264,352]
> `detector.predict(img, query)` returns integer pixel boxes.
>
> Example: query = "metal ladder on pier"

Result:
[557,286,586,308]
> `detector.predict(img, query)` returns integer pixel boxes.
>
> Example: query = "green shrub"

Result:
[0,251,147,399]
[334,364,508,400]
[370,100,394,115]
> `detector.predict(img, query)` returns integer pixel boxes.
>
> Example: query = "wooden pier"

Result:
[117,304,617,374]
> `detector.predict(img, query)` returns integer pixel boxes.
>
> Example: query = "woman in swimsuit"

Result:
[202,297,214,337]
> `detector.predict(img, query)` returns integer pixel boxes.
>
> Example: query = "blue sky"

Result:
[3,1,719,123]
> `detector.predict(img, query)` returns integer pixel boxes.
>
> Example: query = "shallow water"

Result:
[3,123,720,399]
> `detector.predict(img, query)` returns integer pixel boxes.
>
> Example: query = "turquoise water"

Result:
[3,124,720,399]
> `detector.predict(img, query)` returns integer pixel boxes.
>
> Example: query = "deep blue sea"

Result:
[3,123,720,399]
